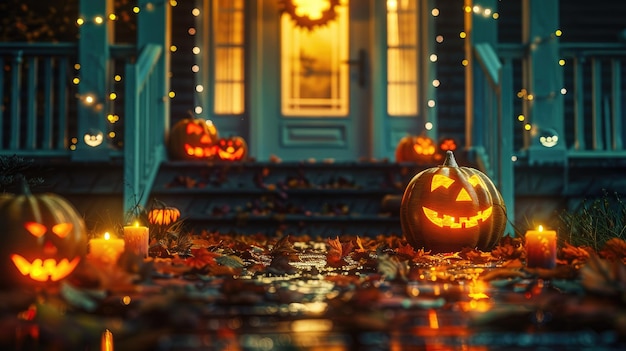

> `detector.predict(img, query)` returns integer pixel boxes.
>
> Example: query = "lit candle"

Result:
[525,225,557,269]
[101,329,113,351]
[89,232,125,264]
[123,222,149,258]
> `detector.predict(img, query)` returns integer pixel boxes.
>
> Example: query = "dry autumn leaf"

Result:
[600,238,626,263]
[185,248,220,270]
[326,236,354,268]
[580,253,626,297]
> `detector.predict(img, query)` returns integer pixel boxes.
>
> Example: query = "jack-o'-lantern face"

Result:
[0,184,87,288]
[167,118,219,160]
[413,136,436,157]
[400,151,507,253]
[439,137,457,152]
[216,136,248,161]
[11,222,81,282]
[422,173,493,229]
[395,135,436,164]
[183,122,217,158]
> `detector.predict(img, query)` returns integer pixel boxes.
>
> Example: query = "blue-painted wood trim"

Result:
[42,57,53,149]
[10,53,21,150]
[25,56,37,149]
[612,60,622,150]
[0,56,4,147]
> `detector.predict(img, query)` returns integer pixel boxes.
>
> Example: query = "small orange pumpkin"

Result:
[395,135,436,164]
[216,136,248,161]
[400,151,506,253]
[148,203,181,226]
[167,117,219,160]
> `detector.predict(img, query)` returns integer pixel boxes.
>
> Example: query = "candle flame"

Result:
[134,221,139,227]
[537,225,544,232]
[104,232,111,240]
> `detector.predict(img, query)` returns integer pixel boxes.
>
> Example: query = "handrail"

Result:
[471,43,515,235]
[123,44,166,221]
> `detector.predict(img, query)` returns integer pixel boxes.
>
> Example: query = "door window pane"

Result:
[213,0,245,114]
[387,0,419,116]
[281,0,349,117]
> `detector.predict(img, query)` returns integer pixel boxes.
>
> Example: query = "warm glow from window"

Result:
[213,0,245,115]
[387,0,418,116]
[292,0,331,20]
[281,0,349,116]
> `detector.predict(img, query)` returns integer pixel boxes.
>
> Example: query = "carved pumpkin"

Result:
[148,202,181,226]
[400,151,506,253]
[439,137,458,152]
[395,135,436,164]
[167,117,219,160]
[216,136,248,161]
[0,182,87,287]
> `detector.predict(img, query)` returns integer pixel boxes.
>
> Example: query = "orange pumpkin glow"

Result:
[400,151,506,253]
[167,117,219,160]
[0,183,87,287]
[148,206,181,226]
[395,135,437,164]
[216,136,248,161]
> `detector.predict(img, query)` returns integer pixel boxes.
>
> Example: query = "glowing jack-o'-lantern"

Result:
[395,135,437,164]
[167,117,219,160]
[216,136,248,161]
[0,182,87,287]
[400,150,506,253]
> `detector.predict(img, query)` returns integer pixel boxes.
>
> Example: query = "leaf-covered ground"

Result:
[2,232,626,350]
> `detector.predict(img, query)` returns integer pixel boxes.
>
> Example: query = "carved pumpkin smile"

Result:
[422,206,492,229]
[11,255,81,282]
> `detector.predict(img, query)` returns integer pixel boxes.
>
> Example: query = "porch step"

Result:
[147,161,428,237]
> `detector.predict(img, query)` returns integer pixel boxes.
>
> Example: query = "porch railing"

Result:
[123,44,167,218]
[489,42,626,161]
[0,42,136,157]
[0,43,78,157]
[560,43,626,159]
[471,41,626,229]
[470,43,515,234]
[0,42,166,217]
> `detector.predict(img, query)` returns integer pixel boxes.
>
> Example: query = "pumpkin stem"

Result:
[442,150,458,167]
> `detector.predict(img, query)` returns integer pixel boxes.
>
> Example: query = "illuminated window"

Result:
[387,0,419,116]
[213,0,245,114]
[280,0,350,116]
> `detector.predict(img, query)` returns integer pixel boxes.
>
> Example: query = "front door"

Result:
[251,0,430,162]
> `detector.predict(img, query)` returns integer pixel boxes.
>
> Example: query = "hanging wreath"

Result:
[280,0,341,31]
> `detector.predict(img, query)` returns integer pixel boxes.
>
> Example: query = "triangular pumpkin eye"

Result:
[456,188,472,201]
[431,174,454,192]
[468,174,482,187]
[25,222,47,237]
[52,223,73,238]
[186,123,204,135]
